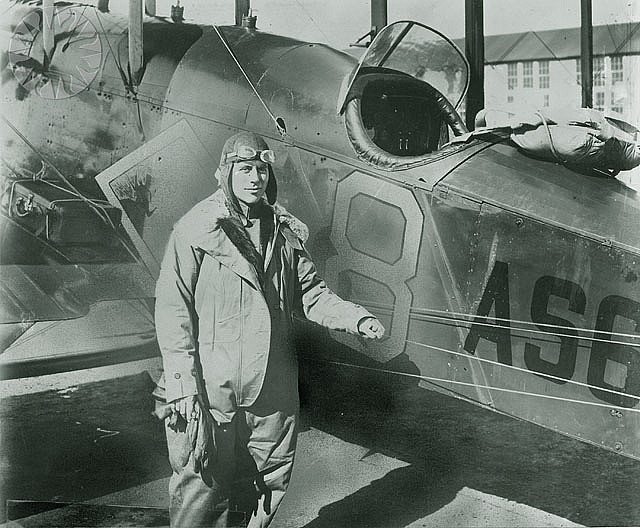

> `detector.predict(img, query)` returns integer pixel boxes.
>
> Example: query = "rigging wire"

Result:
[1,115,114,228]
[359,303,640,349]
[61,4,90,52]
[1,116,140,262]
[8,298,154,349]
[2,216,72,263]
[211,24,287,137]
[303,355,640,413]
[134,93,147,141]
[291,0,332,44]
[292,148,323,219]
[610,21,639,56]
[124,298,155,325]
[404,338,639,403]
[89,11,147,157]
[5,319,67,348]
[426,313,638,349]
[606,23,621,52]
[94,8,132,92]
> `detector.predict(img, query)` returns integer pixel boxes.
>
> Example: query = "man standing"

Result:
[155,131,385,527]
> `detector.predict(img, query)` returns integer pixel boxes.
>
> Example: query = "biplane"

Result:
[1,0,639,464]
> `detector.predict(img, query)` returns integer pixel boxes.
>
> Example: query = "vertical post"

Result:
[129,0,144,86]
[42,0,55,61]
[235,0,250,26]
[465,0,484,130]
[145,0,156,16]
[371,0,387,38]
[580,0,593,108]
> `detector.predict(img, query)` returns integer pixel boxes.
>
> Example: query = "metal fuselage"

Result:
[2,7,639,461]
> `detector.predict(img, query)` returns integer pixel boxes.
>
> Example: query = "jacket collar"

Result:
[190,190,308,288]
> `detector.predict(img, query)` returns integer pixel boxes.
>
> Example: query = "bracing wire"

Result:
[292,148,323,219]
[6,320,66,348]
[303,353,640,413]
[1,116,140,262]
[211,24,287,137]
[2,216,72,262]
[1,115,114,228]
[291,0,332,44]
[363,303,640,349]
[124,298,155,325]
[343,301,640,403]
[404,338,638,403]
[9,298,154,349]
[94,8,132,92]
[449,314,636,348]
[428,314,638,350]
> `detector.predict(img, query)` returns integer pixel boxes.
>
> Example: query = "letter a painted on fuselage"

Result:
[463,261,512,365]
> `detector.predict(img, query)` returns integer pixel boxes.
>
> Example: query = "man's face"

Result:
[231,160,269,206]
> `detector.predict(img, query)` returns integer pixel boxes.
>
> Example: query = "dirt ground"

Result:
[0,352,638,527]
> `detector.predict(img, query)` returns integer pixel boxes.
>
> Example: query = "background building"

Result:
[477,23,639,126]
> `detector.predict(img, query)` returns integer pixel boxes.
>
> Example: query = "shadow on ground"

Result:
[0,372,169,523]
[1,337,639,527]
[296,330,640,528]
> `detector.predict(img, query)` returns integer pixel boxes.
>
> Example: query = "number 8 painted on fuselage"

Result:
[325,171,423,363]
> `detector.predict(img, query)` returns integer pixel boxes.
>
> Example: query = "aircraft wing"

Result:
[0,261,155,324]
[0,175,156,327]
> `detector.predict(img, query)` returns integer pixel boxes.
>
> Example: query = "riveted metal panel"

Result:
[460,203,640,459]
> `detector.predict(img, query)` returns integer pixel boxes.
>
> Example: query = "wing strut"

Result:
[42,0,54,61]
[128,0,144,86]
[464,0,484,130]
[580,0,593,108]
[235,0,250,25]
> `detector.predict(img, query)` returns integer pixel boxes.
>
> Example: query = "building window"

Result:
[595,91,605,111]
[507,95,514,103]
[576,59,581,85]
[611,91,623,114]
[507,63,518,90]
[538,60,550,89]
[594,56,605,86]
[543,94,550,107]
[611,55,623,84]
[523,61,533,88]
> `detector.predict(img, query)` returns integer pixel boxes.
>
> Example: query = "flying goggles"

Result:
[224,146,276,164]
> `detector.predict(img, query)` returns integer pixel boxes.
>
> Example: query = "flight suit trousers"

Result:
[165,406,297,528]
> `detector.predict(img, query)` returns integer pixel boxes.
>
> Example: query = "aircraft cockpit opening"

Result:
[343,71,467,163]
[362,90,435,157]
[338,21,470,170]
[361,80,440,157]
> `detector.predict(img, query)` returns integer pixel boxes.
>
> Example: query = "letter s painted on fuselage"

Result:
[525,276,586,384]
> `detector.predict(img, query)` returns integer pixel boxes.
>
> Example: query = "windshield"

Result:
[338,21,469,113]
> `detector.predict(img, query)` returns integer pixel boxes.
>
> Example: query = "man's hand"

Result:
[152,395,199,424]
[170,395,199,427]
[154,395,214,471]
[357,316,385,339]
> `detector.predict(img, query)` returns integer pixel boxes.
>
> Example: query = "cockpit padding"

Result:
[343,71,468,170]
